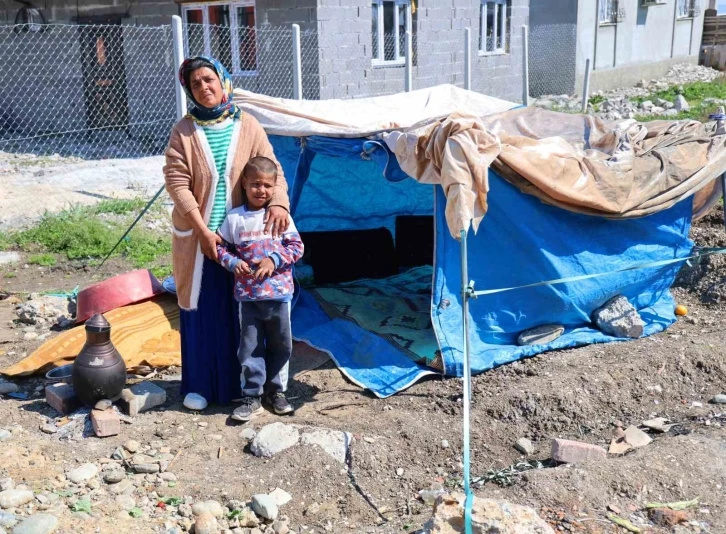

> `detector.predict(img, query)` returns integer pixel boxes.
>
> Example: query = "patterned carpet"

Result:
[310,266,443,370]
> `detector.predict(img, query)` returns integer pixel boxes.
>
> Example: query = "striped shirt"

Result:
[202,119,235,231]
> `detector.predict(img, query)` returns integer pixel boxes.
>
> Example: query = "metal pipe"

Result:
[171,15,187,121]
[722,173,726,234]
[464,28,472,91]
[405,30,413,92]
[292,24,303,100]
[581,58,591,113]
[459,229,472,534]
[521,25,529,106]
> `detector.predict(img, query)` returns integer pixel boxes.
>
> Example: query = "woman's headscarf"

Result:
[178,56,242,125]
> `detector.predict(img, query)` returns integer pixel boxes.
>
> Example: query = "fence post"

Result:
[405,30,413,92]
[464,28,472,91]
[521,25,529,106]
[581,58,592,114]
[292,24,303,100]
[171,15,187,121]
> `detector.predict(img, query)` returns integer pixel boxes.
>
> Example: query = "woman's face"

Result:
[189,67,224,109]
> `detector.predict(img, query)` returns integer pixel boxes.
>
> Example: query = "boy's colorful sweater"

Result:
[216,206,304,302]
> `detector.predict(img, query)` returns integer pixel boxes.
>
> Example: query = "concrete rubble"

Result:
[592,296,644,339]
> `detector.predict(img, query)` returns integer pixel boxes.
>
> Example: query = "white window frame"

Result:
[599,0,623,25]
[371,0,412,68]
[676,0,698,19]
[479,0,508,56]
[182,1,257,77]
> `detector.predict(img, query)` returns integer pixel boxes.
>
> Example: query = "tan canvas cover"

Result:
[236,86,725,239]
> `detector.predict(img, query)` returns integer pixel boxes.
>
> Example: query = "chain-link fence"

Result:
[527,23,579,98]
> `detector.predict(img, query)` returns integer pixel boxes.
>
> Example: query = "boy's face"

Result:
[244,170,276,211]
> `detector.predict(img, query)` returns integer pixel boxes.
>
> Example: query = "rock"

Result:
[103,471,125,484]
[551,439,607,464]
[441,440,450,449]
[0,480,13,492]
[642,417,673,433]
[271,521,290,534]
[250,423,300,458]
[123,440,140,453]
[115,495,136,511]
[159,473,177,482]
[44,384,80,416]
[94,399,112,411]
[40,424,57,435]
[91,409,120,437]
[419,489,446,506]
[608,437,631,455]
[517,324,564,346]
[624,426,652,448]
[664,109,679,117]
[23,332,39,341]
[118,383,166,417]
[655,98,669,107]
[239,428,256,441]
[641,100,654,111]
[251,495,279,521]
[300,429,352,464]
[649,507,689,527]
[194,512,218,534]
[592,296,644,339]
[192,501,224,519]
[0,490,34,510]
[132,464,159,474]
[711,394,726,404]
[182,393,208,411]
[675,95,689,111]
[86,479,100,491]
[109,479,133,496]
[67,464,98,485]
[422,493,554,533]
[11,514,59,534]
[234,508,259,527]
[663,101,675,109]
[0,431,11,443]
[514,438,535,455]
[0,253,20,266]
[0,511,17,529]
[396,468,404,477]
[268,489,292,507]
[0,383,19,396]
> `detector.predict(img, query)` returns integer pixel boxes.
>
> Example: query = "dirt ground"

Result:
[0,207,725,534]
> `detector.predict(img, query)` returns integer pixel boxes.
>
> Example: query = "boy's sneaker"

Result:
[265,392,294,415]
[231,396,263,422]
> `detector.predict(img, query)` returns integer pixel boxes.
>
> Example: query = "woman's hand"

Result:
[251,257,275,280]
[265,206,289,238]
[199,229,222,261]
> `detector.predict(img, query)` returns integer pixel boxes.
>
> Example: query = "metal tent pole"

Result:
[459,229,473,534]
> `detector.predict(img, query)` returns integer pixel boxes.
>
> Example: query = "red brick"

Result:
[91,408,121,437]
[45,383,81,415]
[551,439,607,464]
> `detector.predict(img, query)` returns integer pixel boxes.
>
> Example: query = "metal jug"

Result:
[72,313,126,405]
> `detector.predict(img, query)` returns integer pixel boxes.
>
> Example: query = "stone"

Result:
[396,468,404,477]
[67,464,98,485]
[115,495,136,511]
[192,501,224,519]
[641,100,654,111]
[109,479,133,495]
[40,424,57,435]
[592,296,644,339]
[94,399,112,411]
[118,383,166,417]
[624,426,652,448]
[711,394,726,404]
[23,332,38,341]
[44,384,80,415]
[608,438,632,455]
[664,109,679,117]
[0,490,33,510]
[11,514,59,534]
[514,438,535,455]
[86,479,100,491]
[0,431,10,442]
[517,324,564,346]
[300,429,352,464]
[0,511,17,529]
[0,480,13,492]
[91,409,120,437]
[239,428,256,441]
[182,393,208,411]
[0,383,19,396]
[655,98,669,107]
[132,464,159,474]
[422,493,554,534]
[0,253,20,266]
[271,521,290,534]
[159,473,177,482]
[103,471,125,485]
[250,423,300,458]
[551,439,607,464]
[268,489,292,508]
[642,417,673,433]
[123,440,140,453]
[251,495,278,521]
[194,512,218,534]
[675,95,689,111]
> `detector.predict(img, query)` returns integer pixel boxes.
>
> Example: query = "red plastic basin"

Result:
[75,269,164,324]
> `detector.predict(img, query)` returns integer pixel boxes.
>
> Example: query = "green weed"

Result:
[91,198,147,216]
[28,253,56,267]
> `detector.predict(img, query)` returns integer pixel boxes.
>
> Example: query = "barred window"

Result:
[677,0,699,18]
[371,0,411,66]
[599,0,623,24]
[479,0,510,54]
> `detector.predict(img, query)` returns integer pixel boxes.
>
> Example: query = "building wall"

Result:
[575,0,705,92]
[315,0,528,102]
[0,0,178,25]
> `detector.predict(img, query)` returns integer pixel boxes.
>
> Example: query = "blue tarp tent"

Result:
[236,86,707,398]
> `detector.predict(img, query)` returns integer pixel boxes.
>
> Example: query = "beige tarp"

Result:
[236,86,725,239]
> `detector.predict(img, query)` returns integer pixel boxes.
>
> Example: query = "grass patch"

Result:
[3,272,17,279]
[90,198,147,216]
[28,253,56,267]
[0,232,10,251]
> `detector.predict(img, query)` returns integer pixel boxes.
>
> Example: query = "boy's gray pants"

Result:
[238,300,292,397]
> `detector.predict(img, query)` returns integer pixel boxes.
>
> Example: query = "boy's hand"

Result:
[233,261,252,277]
[251,257,275,280]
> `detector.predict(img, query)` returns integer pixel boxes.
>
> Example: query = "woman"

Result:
[164,56,290,411]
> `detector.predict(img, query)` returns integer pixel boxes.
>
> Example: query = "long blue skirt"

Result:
[179,257,241,405]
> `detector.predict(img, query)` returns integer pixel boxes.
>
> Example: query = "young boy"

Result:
[216,156,304,422]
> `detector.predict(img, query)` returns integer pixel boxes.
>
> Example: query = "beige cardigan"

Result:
[163,113,290,310]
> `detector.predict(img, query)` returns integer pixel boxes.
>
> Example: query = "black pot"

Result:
[72,314,126,406]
